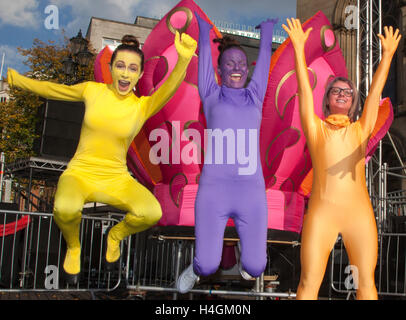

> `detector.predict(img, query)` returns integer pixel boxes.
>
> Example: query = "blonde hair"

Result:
[322,77,360,122]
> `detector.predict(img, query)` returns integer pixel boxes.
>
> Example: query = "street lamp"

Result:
[76,49,93,67]
[70,30,88,56]
[62,29,93,84]
[62,54,75,77]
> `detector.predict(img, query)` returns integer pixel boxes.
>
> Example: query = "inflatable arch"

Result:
[94,1,393,234]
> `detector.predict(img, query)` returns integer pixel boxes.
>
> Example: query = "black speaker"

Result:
[34,99,85,161]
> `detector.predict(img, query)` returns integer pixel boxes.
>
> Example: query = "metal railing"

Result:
[125,233,299,300]
[0,208,300,299]
[3,171,406,300]
[330,164,406,299]
[330,232,406,299]
[0,209,122,293]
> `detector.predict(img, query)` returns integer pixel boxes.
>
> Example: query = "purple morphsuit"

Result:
[193,12,277,277]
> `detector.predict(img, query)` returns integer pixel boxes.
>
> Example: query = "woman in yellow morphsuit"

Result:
[7,32,197,283]
[283,19,400,300]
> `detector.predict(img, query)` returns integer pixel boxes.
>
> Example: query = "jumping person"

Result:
[176,12,277,293]
[8,32,197,284]
[283,18,400,299]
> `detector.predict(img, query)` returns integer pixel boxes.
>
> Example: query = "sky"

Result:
[0,0,297,76]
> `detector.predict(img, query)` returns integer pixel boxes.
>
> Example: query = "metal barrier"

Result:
[125,233,299,299]
[330,164,406,300]
[0,209,299,299]
[3,204,404,299]
[387,189,406,218]
[378,233,406,296]
[330,233,406,299]
[0,209,122,293]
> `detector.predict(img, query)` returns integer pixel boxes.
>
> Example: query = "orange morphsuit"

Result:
[283,19,401,299]
[299,113,379,299]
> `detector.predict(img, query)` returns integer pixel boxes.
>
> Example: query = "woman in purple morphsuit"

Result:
[177,12,277,293]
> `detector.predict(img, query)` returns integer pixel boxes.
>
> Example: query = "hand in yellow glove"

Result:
[282,18,313,52]
[378,26,401,59]
[174,30,197,61]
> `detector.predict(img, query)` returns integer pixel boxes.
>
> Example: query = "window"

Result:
[101,38,121,51]
[101,37,144,52]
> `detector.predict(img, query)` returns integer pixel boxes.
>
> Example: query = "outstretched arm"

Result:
[248,18,278,102]
[145,31,197,118]
[195,11,218,101]
[7,68,87,102]
[282,18,316,135]
[360,26,400,138]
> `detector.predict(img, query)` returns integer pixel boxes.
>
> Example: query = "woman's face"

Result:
[327,80,354,116]
[110,50,143,96]
[218,48,248,89]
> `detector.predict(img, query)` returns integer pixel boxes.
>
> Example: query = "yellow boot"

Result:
[105,220,132,264]
[105,213,152,265]
[106,208,162,267]
[64,247,81,275]
[54,215,81,283]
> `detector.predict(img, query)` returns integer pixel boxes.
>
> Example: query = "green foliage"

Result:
[1,37,96,164]
[0,87,41,162]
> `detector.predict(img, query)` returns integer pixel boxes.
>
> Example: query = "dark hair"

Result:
[322,76,360,122]
[110,35,144,72]
[213,36,247,66]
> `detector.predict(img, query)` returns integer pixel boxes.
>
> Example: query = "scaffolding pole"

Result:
[358,1,384,229]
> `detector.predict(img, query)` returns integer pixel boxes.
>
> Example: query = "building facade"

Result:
[0,79,9,104]
[85,16,160,53]
[84,15,278,72]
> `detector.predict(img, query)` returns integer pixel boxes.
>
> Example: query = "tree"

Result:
[0,37,96,164]
[0,87,41,162]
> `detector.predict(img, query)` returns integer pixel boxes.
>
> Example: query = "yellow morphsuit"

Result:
[8,32,197,278]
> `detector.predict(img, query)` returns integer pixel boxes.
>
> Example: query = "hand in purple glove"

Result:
[194,11,213,31]
[255,18,279,30]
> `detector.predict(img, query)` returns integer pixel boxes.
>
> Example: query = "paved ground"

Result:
[0,291,95,300]
[0,288,146,300]
[0,289,286,300]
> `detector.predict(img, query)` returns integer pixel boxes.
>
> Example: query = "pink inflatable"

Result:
[94,4,393,234]
[261,11,393,233]
[135,0,220,226]
[261,11,348,232]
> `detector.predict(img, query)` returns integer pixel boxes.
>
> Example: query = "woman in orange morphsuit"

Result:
[283,18,401,300]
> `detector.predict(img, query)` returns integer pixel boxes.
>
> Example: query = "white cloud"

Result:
[48,0,144,34]
[7,0,295,39]
[0,0,41,28]
[137,0,179,19]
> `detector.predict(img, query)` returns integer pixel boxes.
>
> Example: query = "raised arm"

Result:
[145,31,197,118]
[282,18,317,135]
[7,68,87,102]
[247,18,278,102]
[195,11,218,101]
[360,26,401,138]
